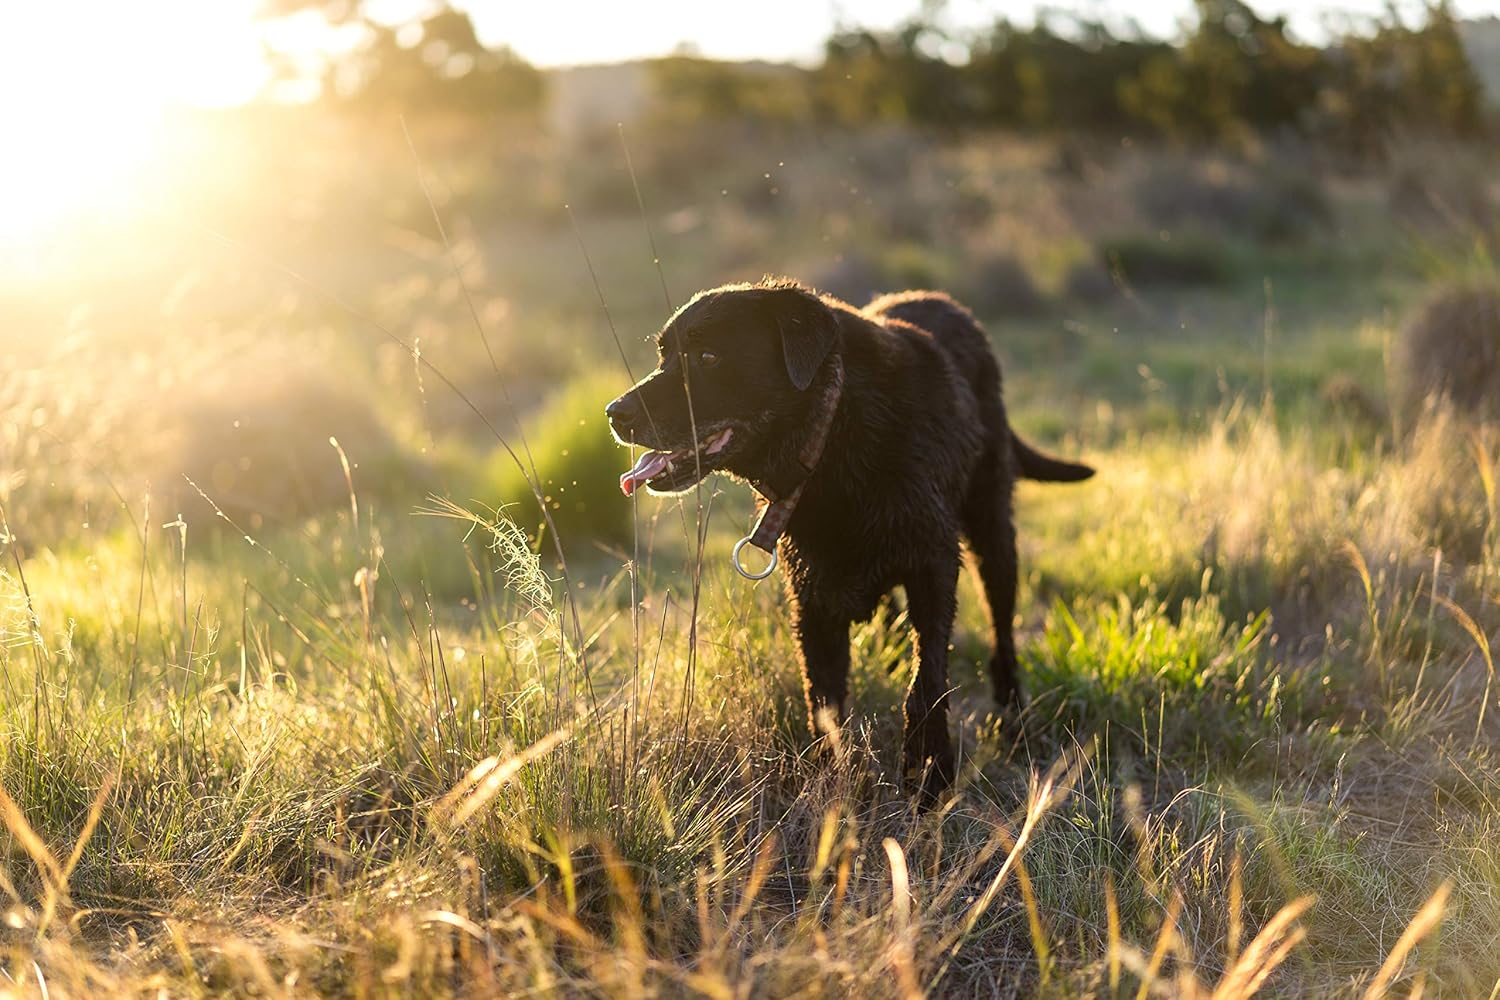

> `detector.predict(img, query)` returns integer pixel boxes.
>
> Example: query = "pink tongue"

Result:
[620,451,671,496]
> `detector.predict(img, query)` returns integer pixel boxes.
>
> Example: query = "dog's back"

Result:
[864,291,1000,401]
[864,290,1094,485]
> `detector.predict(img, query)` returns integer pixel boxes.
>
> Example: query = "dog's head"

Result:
[607,280,839,496]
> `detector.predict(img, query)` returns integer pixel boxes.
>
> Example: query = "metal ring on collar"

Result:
[732,536,778,580]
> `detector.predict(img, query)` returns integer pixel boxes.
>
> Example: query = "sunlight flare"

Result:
[0,2,267,247]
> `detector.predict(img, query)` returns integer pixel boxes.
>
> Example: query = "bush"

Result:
[1394,409,1499,562]
[1134,159,1247,228]
[879,243,948,291]
[808,246,950,305]
[477,371,635,556]
[1319,373,1386,428]
[880,195,937,242]
[146,341,415,526]
[1394,282,1500,424]
[1062,259,1118,306]
[807,253,888,305]
[1132,157,1331,244]
[958,251,1046,319]
[1098,233,1234,287]
[1251,166,1335,242]
[1388,151,1494,234]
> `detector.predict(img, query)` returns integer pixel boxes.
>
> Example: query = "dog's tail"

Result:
[1011,431,1094,483]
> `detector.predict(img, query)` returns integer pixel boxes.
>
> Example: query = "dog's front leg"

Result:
[902,556,960,802]
[791,597,850,736]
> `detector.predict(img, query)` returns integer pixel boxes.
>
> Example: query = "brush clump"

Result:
[1395,281,1500,425]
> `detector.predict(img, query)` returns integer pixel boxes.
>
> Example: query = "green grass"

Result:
[2,126,1499,996]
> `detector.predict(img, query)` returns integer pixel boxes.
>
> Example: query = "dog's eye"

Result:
[695,350,720,368]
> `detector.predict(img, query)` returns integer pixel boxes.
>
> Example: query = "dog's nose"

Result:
[606,394,641,434]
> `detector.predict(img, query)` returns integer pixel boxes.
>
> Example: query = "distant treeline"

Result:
[281,0,1489,148]
[653,0,1487,149]
[265,5,545,114]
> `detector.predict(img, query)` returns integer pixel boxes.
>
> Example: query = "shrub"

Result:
[1388,150,1494,234]
[1251,165,1335,242]
[958,251,1046,319]
[880,195,936,242]
[1394,282,1500,424]
[808,246,947,304]
[879,243,948,291]
[1062,259,1118,306]
[1098,232,1234,287]
[1392,409,1498,562]
[1132,157,1331,244]
[1048,138,1090,181]
[146,341,415,525]
[477,371,634,556]
[806,253,887,305]
[1319,373,1387,428]
[1134,158,1249,228]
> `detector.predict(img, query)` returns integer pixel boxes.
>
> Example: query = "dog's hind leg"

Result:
[962,448,1022,709]
[901,553,961,802]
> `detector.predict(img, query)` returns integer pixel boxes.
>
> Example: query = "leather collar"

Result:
[744,354,845,556]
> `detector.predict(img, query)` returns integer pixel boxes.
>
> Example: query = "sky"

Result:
[6,0,1499,113]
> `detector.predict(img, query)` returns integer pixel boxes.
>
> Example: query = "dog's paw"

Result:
[902,749,956,809]
[988,655,1025,710]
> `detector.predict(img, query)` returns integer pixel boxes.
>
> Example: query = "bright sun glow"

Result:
[0,2,268,249]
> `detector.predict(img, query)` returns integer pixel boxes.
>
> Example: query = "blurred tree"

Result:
[1320,1,1484,151]
[968,17,1170,129]
[1116,0,1326,141]
[1117,0,1478,146]
[261,2,544,115]
[814,21,973,127]
[648,56,813,127]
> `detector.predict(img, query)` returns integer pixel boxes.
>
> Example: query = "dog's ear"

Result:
[770,288,837,391]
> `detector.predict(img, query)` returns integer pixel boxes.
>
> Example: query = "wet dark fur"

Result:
[606,279,1093,800]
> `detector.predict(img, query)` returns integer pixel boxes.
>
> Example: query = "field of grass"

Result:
[2,116,1499,996]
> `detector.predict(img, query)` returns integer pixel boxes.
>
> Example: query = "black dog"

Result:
[606,279,1092,798]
